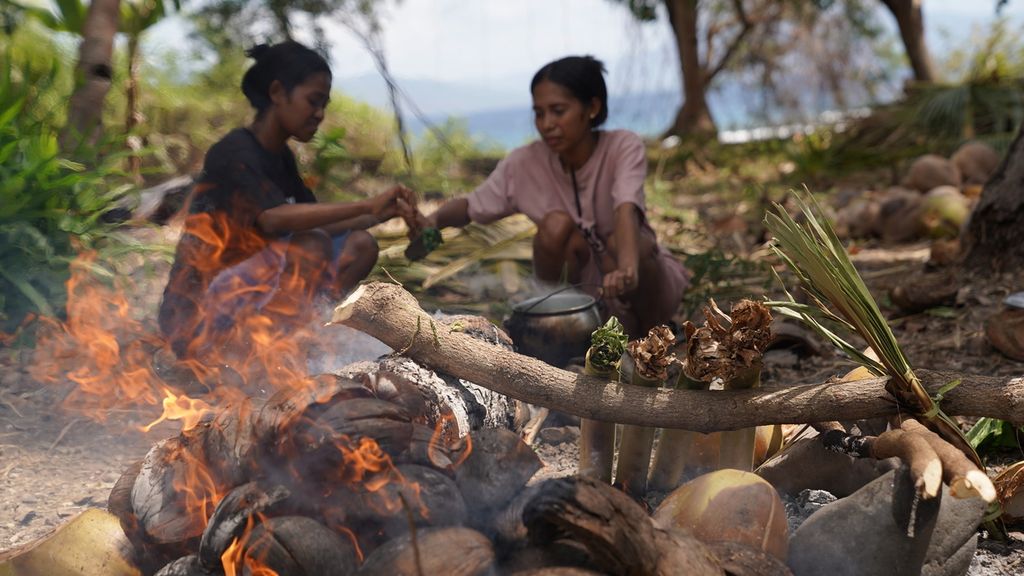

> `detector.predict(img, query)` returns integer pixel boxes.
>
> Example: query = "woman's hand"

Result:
[369,185,414,222]
[404,208,432,239]
[602,265,638,300]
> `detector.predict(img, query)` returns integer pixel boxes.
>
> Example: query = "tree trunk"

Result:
[126,32,143,183]
[664,0,717,137]
[963,125,1024,272]
[879,0,936,83]
[331,283,1024,431]
[62,0,121,153]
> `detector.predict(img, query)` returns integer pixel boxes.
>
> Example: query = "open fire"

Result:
[17,218,488,574]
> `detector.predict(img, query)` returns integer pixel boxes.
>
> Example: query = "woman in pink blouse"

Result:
[413,55,689,337]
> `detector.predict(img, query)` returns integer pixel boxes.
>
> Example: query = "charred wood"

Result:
[455,428,542,532]
[153,554,218,576]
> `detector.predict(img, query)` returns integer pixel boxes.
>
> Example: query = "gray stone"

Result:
[783,489,837,535]
[787,466,986,576]
[539,426,580,445]
[757,435,897,497]
[921,482,986,576]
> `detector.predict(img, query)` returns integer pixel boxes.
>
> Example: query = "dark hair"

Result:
[241,41,331,113]
[530,55,608,127]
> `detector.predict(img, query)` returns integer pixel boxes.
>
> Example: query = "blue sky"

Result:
[142,0,1023,116]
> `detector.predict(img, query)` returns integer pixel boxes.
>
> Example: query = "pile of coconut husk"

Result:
[95,367,794,576]
[833,140,1001,247]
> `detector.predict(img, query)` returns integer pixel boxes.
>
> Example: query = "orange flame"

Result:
[141,389,214,433]
[29,251,164,420]
[168,211,323,392]
[220,515,279,576]
[171,438,229,534]
[23,209,440,558]
[28,209,339,431]
[431,412,473,470]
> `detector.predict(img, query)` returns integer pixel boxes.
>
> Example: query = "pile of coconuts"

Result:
[832,140,1001,244]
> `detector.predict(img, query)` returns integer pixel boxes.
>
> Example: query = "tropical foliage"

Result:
[0,26,136,333]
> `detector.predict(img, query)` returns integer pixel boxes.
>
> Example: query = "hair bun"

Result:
[245,43,271,61]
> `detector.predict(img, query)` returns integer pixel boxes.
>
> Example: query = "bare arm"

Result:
[603,203,642,299]
[321,214,380,235]
[258,185,413,235]
[427,197,471,230]
[257,200,374,235]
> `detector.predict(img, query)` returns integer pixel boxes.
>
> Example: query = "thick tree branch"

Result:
[332,283,1024,433]
[702,0,753,85]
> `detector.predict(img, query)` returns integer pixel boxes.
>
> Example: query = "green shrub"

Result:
[0,31,136,333]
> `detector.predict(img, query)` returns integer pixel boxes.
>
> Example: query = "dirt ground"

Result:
[1,225,1023,574]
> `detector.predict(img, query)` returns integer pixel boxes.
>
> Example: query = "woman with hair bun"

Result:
[159,41,414,358]
[410,55,688,337]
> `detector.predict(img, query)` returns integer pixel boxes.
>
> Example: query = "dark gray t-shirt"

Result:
[159,128,317,355]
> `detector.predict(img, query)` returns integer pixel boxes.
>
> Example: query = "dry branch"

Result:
[332,283,1024,433]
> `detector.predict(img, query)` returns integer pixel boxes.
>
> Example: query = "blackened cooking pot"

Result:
[504,289,602,368]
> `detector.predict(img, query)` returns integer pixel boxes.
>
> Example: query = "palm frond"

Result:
[423,226,535,289]
[765,189,981,466]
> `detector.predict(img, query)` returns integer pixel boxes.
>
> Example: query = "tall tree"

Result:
[618,1,868,136]
[877,0,936,83]
[62,0,121,152]
[617,0,780,137]
[665,0,715,137]
[121,0,180,181]
[615,1,889,137]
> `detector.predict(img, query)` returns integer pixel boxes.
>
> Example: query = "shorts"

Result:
[203,231,351,331]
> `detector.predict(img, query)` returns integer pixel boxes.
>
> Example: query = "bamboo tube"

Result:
[614,351,661,498]
[647,372,706,492]
[578,410,616,483]
[578,318,628,483]
[718,363,762,472]
[612,325,677,498]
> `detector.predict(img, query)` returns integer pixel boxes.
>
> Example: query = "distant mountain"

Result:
[340,72,896,150]
[402,91,685,149]
[335,72,528,117]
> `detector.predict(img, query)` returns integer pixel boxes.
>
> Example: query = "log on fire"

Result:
[331,282,1024,430]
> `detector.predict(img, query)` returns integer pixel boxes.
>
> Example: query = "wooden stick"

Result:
[331,283,1024,432]
[899,419,997,502]
[870,429,943,499]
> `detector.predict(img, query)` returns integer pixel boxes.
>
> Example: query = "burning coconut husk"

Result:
[522,476,724,575]
[100,368,548,575]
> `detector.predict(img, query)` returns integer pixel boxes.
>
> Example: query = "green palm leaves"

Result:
[765,189,980,466]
